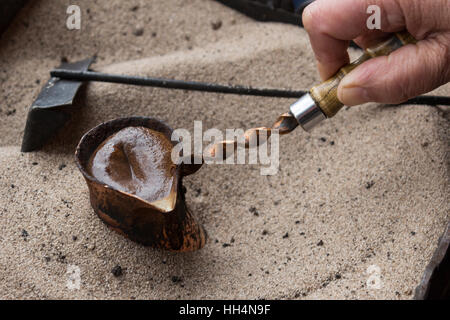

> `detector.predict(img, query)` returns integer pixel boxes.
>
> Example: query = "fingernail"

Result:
[338,85,370,106]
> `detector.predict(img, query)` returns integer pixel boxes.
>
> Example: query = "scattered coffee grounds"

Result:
[87,126,176,203]
[111,265,123,277]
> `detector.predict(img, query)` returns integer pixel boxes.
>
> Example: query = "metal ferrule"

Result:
[289,93,326,131]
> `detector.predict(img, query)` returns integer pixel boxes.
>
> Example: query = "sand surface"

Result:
[0,0,449,299]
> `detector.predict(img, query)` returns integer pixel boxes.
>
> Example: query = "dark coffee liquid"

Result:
[87,127,175,202]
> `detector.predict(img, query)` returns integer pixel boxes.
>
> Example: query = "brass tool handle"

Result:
[309,31,417,118]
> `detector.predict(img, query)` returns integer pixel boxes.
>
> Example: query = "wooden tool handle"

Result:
[309,31,417,118]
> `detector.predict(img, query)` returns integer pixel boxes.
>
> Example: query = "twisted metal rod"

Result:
[204,112,298,160]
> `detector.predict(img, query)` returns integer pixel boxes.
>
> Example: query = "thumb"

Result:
[337,34,450,106]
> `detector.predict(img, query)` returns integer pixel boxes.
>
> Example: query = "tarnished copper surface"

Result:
[75,117,206,251]
[414,222,450,299]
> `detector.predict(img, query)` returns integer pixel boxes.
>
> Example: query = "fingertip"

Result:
[301,0,318,31]
[336,84,346,105]
[338,64,375,105]
[337,84,370,106]
[316,63,327,80]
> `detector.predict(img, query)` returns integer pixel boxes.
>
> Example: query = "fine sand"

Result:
[0,0,449,299]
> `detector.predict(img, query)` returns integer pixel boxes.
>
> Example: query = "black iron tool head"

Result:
[21,57,94,152]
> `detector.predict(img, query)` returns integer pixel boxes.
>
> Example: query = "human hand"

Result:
[302,0,450,105]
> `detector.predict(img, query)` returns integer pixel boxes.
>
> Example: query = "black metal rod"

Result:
[50,69,307,98]
[50,69,450,106]
[397,95,450,107]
